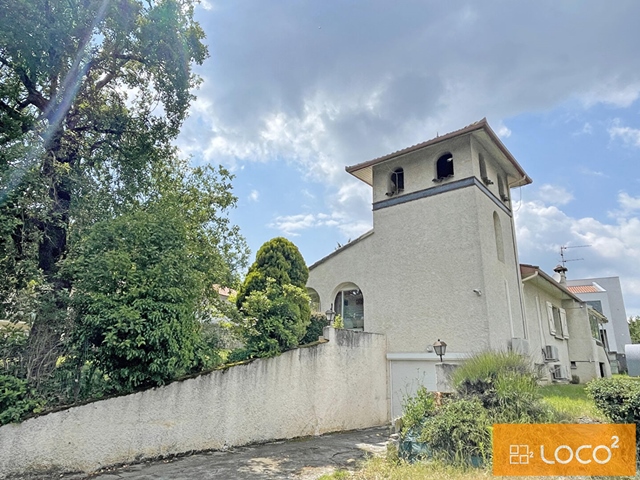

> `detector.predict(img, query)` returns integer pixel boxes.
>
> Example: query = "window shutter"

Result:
[560,308,569,339]
[546,301,556,335]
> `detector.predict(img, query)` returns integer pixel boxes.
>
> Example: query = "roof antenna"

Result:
[559,244,591,268]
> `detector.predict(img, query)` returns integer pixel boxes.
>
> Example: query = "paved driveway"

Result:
[63,426,390,480]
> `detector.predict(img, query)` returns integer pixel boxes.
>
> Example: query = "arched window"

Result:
[391,168,404,192]
[307,288,321,312]
[436,153,454,181]
[387,168,404,196]
[498,176,509,202]
[333,284,364,331]
[479,153,493,185]
[493,211,504,262]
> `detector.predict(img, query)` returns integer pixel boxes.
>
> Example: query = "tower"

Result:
[343,118,532,353]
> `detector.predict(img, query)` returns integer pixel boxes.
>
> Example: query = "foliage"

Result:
[0,324,28,377]
[333,314,344,329]
[319,456,491,480]
[0,0,211,387]
[64,196,229,392]
[629,316,640,344]
[236,237,308,308]
[419,397,492,467]
[240,280,311,358]
[401,386,436,435]
[0,374,42,425]
[300,312,330,344]
[452,350,551,423]
[586,376,640,424]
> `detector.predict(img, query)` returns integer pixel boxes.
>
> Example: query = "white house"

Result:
[305,119,611,418]
[566,276,631,373]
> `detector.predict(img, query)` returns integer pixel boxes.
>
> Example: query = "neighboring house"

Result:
[306,119,613,418]
[521,264,610,383]
[566,276,631,373]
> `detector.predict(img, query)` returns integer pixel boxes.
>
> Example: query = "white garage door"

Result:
[389,360,437,419]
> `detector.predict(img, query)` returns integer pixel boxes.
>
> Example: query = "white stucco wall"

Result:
[567,277,632,354]
[522,277,609,383]
[0,327,388,479]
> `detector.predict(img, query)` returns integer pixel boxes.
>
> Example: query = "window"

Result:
[435,153,454,181]
[334,287,364,330]
[307,288,320,312]
[387,168,404,196]
[479,153,493,185]
[493,211,504,262]
[498,176,509,202]
[546,302,569,339]
[600,329,610,351]
[588,311,600,341]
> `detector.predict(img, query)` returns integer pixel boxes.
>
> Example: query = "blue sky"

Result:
[176,1,640,316]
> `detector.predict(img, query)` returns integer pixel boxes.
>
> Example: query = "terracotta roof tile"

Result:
[567,285,600,294]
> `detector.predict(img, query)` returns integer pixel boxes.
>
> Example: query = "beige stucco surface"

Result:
[309,138,524,355]
[522,277,609,383]
[0,328,388,479]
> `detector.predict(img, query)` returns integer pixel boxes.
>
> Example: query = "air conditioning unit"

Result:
[551,364,567,380]
[511,338,529,355]
[544,345,559,362]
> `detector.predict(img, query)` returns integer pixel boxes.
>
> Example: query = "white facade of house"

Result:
[521,265,611,383]
[306,119,612,419]
[566,276,631,373]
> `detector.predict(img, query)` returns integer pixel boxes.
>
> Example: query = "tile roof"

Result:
[567,285,600,294]
[345,118,532,187]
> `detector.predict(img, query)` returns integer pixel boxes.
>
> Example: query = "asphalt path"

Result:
[61,426,390,480]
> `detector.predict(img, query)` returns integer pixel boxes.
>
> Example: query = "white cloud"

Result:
[536,184,574,206]
[515,194,640,316]
[269,210,370,239]
[573,122,593,136]
[496,124,512,139]
[249,190,259,202]
[613,192,640,217]
[608,120,640,148]
[578,166,606,177]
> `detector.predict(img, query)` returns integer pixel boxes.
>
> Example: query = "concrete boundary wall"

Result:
[0,328,388,479]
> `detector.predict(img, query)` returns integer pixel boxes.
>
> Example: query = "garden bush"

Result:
[300,312,330,345]
[419,397,492,467]
[0,374,42,425]
[453,350,552,423]
[586,376,640,453]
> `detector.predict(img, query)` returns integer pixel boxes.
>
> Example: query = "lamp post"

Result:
[325,304,336,324]
[433,339,447,363]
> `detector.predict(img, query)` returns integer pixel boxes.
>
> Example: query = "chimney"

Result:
[553,264,568,287]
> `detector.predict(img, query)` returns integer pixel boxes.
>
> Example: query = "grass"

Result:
[539,383,607,422]
[318,384,625,479]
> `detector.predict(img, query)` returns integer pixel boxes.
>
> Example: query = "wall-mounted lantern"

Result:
[325,304,336,324]
[433,339,447,363]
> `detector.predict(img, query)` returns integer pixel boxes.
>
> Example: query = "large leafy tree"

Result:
[65,174,223,391]
[0,0,247,388]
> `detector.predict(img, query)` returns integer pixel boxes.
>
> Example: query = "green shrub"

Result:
[301,312,330,344]
[586,376,640,454]
[0,375,42,425]
[586,376,640,423]
[453,350,550,423]
[401,386,436,435]
[419,397,492,467]
[240,281,311,358]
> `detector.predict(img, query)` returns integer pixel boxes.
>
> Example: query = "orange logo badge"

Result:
[493,424,636,476]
